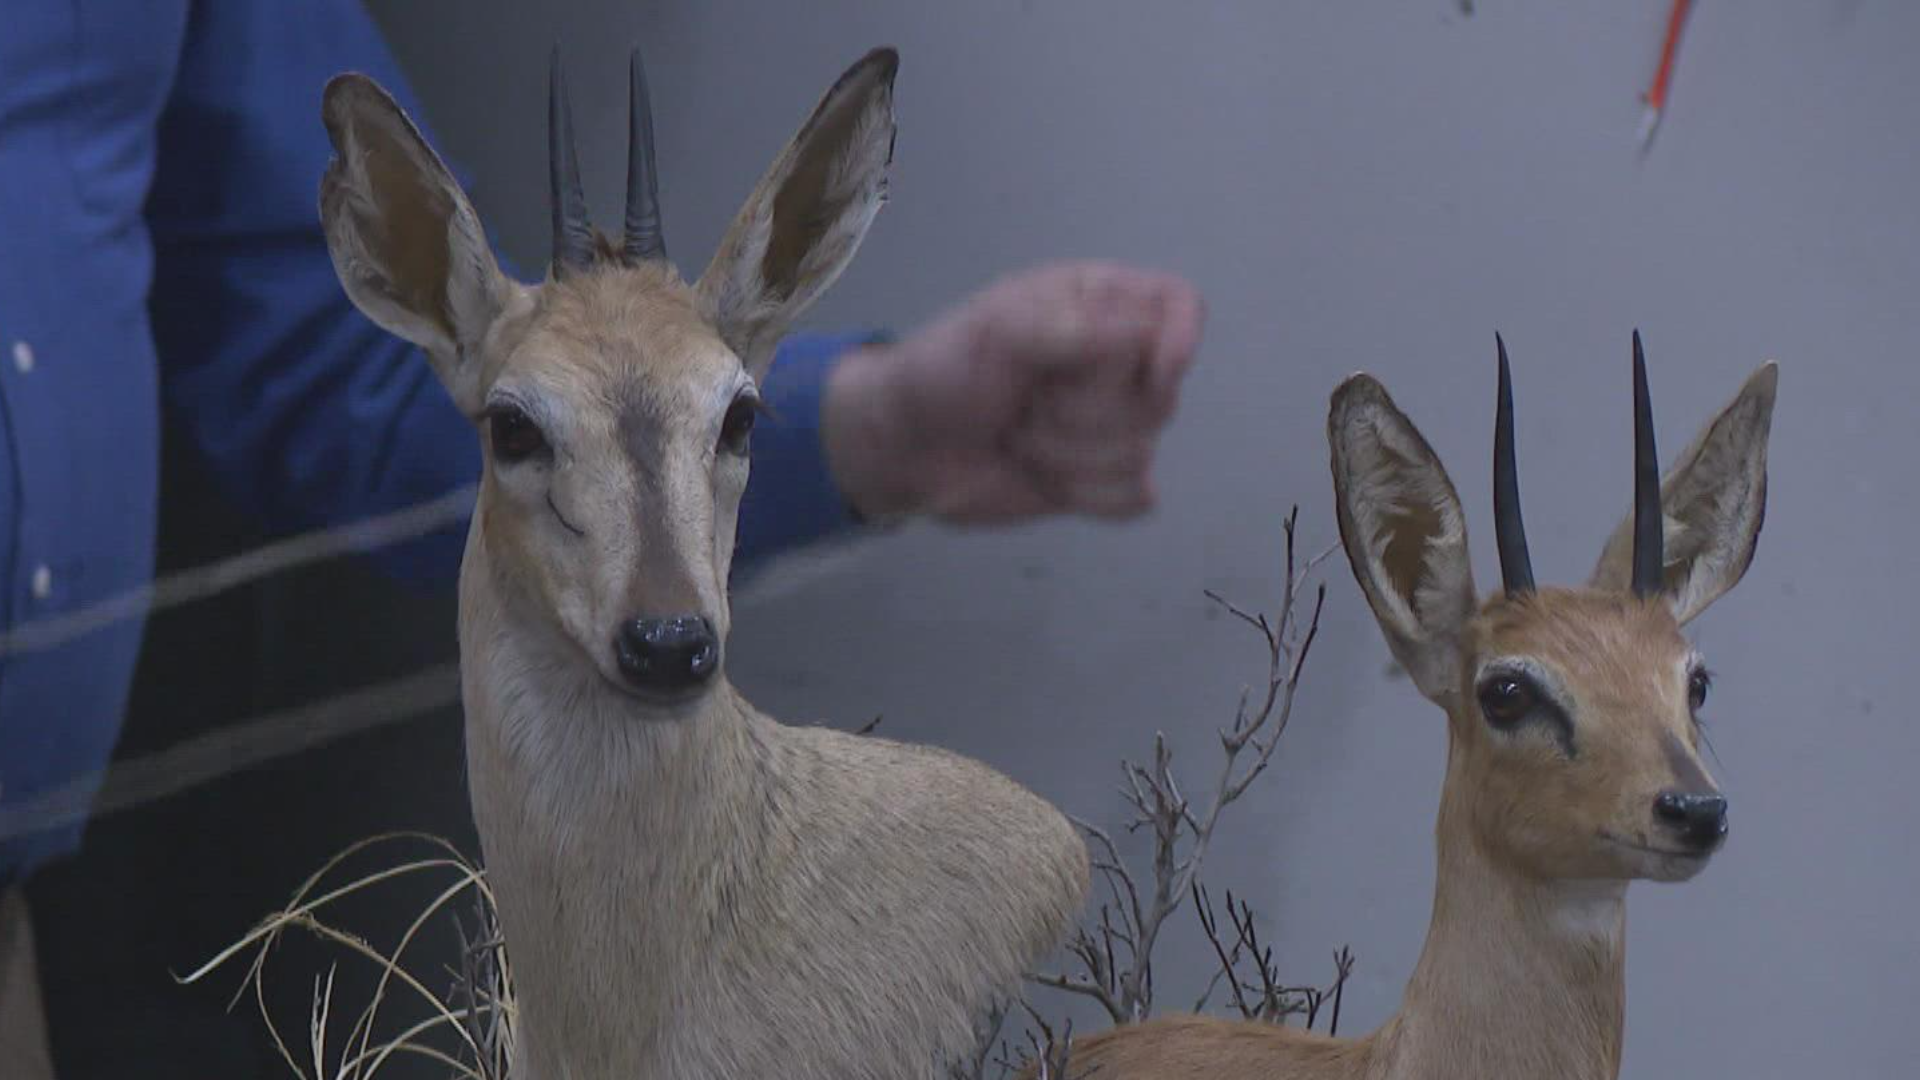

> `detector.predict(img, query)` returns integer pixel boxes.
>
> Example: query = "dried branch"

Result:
[951,1001,1010,1080]
[990,1003,1085,1080]
[1028,507,1333,1025]
[1191,882,1252,1017]
[1190,881,1356,1034]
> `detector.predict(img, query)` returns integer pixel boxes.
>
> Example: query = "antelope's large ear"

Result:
[1329,375,1479,705]
[1589,362,1778,624]
[319,74,519,415]
[695,48,897,380]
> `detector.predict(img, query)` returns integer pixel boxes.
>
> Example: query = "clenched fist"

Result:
[824,261,1205,525]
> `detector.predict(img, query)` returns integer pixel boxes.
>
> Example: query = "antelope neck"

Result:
[1372,773,1628,1080]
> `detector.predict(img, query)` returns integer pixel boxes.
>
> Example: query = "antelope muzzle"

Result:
[615,615,720,697]
[1652,790,1729,854]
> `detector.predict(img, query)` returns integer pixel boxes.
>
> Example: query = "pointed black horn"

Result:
[1631,330,1664,597]
[549,47,595,275]
[621,48,667,263]
[1493,333,1536,596]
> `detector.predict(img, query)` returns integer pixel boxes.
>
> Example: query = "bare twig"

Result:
[1190,882,1356,1033]
[1030,507,1332,1025]
[990,1003,1085,1080]
[1327,947,1355,1037]
[1191,882,1251,1017]
[951,1001,1011,1080]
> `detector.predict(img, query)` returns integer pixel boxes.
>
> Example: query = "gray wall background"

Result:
[364,2,1918,1075]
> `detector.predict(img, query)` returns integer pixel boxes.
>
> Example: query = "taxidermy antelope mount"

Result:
[316,46,1088,1079]
[1056,335,1776,1079]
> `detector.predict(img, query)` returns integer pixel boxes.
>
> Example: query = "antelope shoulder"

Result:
[672,715,1090,1077]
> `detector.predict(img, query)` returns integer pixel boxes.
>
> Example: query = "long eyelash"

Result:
[1689,669,1714,725]
[1696,720,1728,778]
[1688,666,1728,777]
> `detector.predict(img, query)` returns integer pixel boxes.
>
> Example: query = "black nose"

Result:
[1653,790,1729,851]
[614,615,719,694]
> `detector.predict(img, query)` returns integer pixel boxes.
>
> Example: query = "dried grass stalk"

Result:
[182,832,515,1080]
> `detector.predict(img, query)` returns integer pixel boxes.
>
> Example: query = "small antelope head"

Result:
[1329,335,1776,884]
[317,47,898,706]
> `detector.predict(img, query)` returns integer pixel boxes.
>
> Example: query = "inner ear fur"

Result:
[1328,374,1479,703]
[1588,362,1778,624]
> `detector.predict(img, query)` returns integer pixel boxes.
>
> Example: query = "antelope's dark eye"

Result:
[488,405,548,464]
[1688,669,1712,713]
[719,393,758,456]
[1477,674,1539,727]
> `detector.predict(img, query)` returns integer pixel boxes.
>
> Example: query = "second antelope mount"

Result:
[1052,337,1776,1080]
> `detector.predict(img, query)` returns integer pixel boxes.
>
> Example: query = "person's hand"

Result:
[822,261,1204,525]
